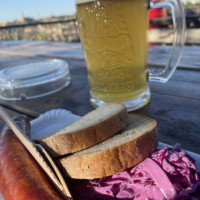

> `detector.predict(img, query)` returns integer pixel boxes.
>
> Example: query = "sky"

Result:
[0,0,76,22]
[0,0,193,22]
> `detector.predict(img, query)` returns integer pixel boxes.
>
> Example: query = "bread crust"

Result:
[39,105,128,157]
[56,120,157,179]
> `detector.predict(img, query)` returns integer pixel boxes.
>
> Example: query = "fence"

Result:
[0,19,79,42]
[0,15,200,45]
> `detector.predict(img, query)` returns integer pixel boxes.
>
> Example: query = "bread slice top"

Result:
[38,103,129,157]
[72,115,155,155]
[57,114,157,179]
[38,103,126,139]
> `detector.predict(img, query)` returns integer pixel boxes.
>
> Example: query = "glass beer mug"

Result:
[76,0,185,111]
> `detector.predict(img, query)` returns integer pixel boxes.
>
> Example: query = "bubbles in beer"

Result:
[83,1,106,22]
[96,0,100,6]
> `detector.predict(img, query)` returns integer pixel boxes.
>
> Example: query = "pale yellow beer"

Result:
[76,0,149,103]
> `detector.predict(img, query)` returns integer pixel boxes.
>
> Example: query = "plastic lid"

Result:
[0,59,70,100]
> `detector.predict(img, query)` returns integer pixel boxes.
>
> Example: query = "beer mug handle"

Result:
[148,0,186,83]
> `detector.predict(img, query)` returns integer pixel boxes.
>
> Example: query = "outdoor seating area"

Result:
[0,0,200,199]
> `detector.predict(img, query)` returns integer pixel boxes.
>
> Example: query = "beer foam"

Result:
[76,0,94,4]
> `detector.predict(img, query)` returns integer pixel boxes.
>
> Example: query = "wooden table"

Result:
[0,41,199,154]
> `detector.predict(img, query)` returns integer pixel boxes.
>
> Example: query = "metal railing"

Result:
[0,19,80,42]
[0,14,200,44]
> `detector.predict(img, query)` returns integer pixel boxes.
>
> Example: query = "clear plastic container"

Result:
[0,59,70,100]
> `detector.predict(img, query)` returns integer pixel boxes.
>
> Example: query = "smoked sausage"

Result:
[0,115,66,200]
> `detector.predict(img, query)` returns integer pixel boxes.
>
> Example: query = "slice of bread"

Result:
[56,114,157,179]
[38,103,129,157]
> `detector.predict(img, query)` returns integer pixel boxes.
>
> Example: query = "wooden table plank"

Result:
[135,93,200,154]
[0,41,84,61]
[148,45,200,70]
[0,41,200,70]
[0,78,199,153]
[0,42,199,154]
[0,57,199,153]
[0,54,199,101]
[150,70,200,100]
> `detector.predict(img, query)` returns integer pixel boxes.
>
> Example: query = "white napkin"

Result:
[30,109,80,140]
